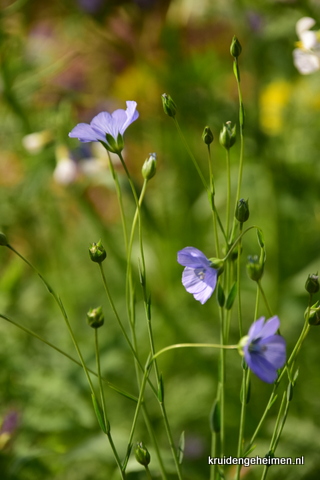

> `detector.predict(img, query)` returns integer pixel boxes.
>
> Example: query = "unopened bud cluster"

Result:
[202,126,214,145]
[305,273,319,294]
[235,198,249,223]
[87,306,104,329]
[89,240,107,263]
[246,255,264,282]
[135,442,151,466]
[161,93,177,118]
[142,153,157,180]
[219,121,236,150]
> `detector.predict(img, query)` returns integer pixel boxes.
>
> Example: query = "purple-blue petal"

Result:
[182,268,208,294]
[177,247,211,268]
[121,101,139,133]
[259,335,286,369]
[110,109,128,137]
[69,123,101,142]
[245,351,278,383]
[258,315,280,339]
[193,283,215,304]
[247,317,265,340]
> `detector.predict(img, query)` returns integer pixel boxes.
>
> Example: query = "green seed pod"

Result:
[89,240,107,264]
[142,153,157,180]
[135,442,151,467]
[246,255,264,282]
[230,35,242,58]
[306,302,320,326]
[219,121,236,150]
[202,126,214,145]
[235,198,249,223]
[305,273,319,294]
[161,93,177,118]
[87,306,104,329]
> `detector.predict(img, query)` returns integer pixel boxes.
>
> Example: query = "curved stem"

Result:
[152,342,237,363]
[7,244,95,394]
[0,313,138,402]
[173,118,207,190]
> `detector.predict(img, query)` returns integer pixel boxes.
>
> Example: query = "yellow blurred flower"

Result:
[259,80,292,135]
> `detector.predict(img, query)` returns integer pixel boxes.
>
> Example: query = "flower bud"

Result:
[305,273,319,294]
[89,240,107,263]
[235,198,249,223]
[135,442,151,466]
[230,35,242,58]
[306,302,320,326]
[87,306,104,329]
[0,232,8,246]
[161,93,177,118]
[246,255,264,282]
[219,121,236,150]
[142,153,157,180]
[202,126,214,145]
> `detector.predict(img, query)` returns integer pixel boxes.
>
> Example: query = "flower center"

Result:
[195,268,206,280]
[248,338,267,354]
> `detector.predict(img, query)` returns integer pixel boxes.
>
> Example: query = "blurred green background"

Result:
[1,0,320,478]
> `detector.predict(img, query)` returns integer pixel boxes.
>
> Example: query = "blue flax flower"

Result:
[69,101,139,153]
[242,316,286,383]
[177,247,218,304]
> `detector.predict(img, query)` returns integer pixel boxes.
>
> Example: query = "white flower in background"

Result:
[53,145,78,185]
[22,130,53,153]
[293,17,320,74]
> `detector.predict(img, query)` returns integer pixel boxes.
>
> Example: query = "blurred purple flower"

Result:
[77,0,104,13]
[242,316,286,383]
[0,411,19,435]
[69,101,139,153]
[177,247,217,304]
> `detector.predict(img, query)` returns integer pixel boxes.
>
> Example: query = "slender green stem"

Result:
[98,264,158,398]
[248,307,312,451]
[98,264,143,371]
[237,223,243,337]
[260,392,286,480]
[219,307,226,466]
[229,57,245,245]
[141,405,168,480]
[254,281,260,320]
[235,368,249,480]
[207,144,220,258]
[7,244,95,394]
[118,156,175,480]
[173,118,208,190]
[126,361,151,460]
[145,465,153,480]
[107,152,128,252]
[0,313,138,402]
[151,342,237,363]
[94,329,108,426]
[223,225,261,262]
[257,281,273,318]
[226,149,231,240]
[94,329,124,478]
